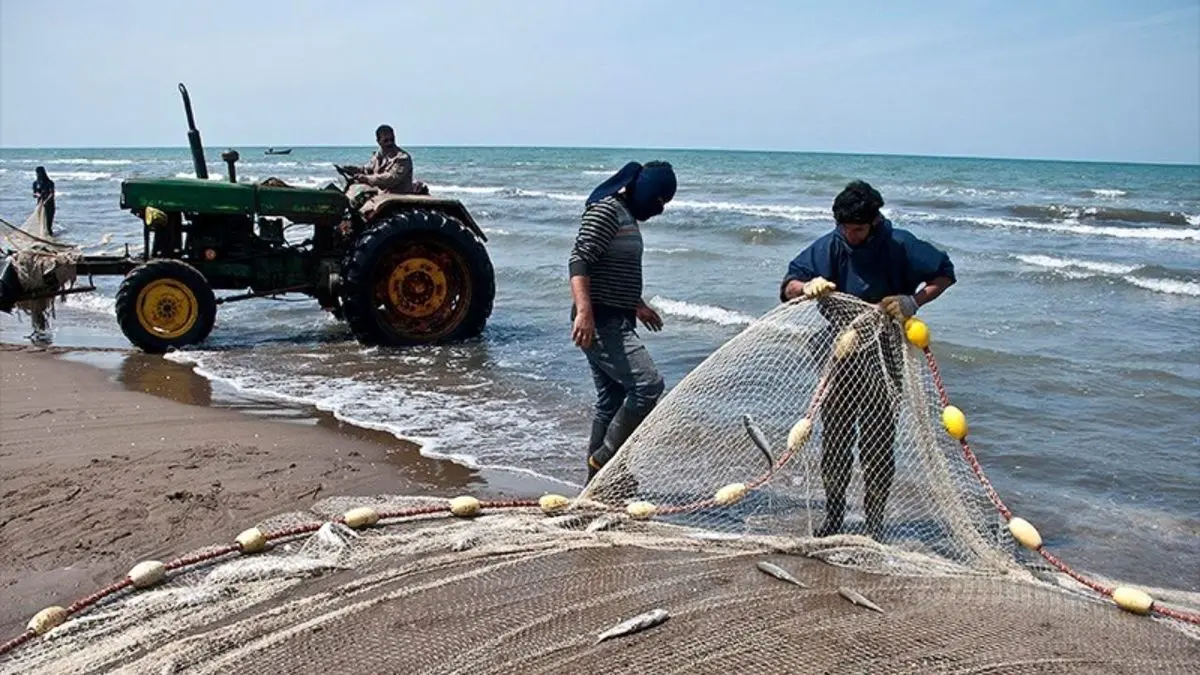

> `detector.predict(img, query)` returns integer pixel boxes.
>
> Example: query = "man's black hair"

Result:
[832,180,885,225]
[375,124,394,139]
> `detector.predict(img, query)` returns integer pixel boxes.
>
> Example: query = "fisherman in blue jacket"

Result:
[780,180,956,539]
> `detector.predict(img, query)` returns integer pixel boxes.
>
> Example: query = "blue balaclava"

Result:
[586,161,677,221]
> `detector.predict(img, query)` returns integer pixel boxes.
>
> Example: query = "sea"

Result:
[1,147,1197,591]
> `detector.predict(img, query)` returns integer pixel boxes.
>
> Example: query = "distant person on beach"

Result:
[779,179,956,539]
[32,166,56,236]
[569,161,677,484]
[338,124,426,198]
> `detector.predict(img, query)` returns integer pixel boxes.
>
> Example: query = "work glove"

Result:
[802,277,837,299]
[880,295,919,321]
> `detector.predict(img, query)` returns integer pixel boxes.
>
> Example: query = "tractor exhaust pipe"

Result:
[179,83,208,180]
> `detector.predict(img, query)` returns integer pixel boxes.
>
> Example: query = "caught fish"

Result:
[595,608,671,644]
[742,414,776,471]
[544,513,591,530]
[837,586,885,614]
[756,560,809,588]
[449,533,478,552]
[585,513,622,532]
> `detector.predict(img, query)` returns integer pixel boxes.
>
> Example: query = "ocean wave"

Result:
[1014,254,1200,297]
[40,170,113,181]
[162,350,581,488]
[1008,204,1195,227]
[908,211,1200,242]
[648,295,756,326]
[0,158,135,166]
[1079,188,1128,198]
[671,198,828,222]
[431,184,508,195]
[429,184,830,223]
[895,198,970,210]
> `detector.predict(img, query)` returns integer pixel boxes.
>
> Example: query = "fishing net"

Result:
[0,204,81,332]
[2,294,1198,674]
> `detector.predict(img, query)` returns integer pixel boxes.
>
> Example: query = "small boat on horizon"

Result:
[265,148,292,155]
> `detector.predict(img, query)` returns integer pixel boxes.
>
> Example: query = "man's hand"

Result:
[802,277,837,299]
[572,309,596,349]
[636,302,663,332]
[880,295,919,321]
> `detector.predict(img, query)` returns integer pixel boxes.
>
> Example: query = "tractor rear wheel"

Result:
[340,209,494,347]
[115,260,217,354]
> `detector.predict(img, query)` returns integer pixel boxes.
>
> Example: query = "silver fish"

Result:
[837,586,885,614]
[585,513,622,532]
[450,536,477,552]
[595,608,670,643]
[544,513,591,530]
[756,560,809,588]
[742,414,776,471]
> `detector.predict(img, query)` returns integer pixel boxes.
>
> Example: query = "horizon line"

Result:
[0,142,1197,169]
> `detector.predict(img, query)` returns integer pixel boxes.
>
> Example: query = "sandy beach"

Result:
[0,343,561,639]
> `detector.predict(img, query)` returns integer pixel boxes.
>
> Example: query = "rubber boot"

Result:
[864,488,888,541]
[816,498,845,538]
[584,418,610,485]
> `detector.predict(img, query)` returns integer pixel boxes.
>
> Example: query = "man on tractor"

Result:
[337,125,427,202]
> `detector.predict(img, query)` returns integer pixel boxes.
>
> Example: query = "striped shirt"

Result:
[568,196,643,313]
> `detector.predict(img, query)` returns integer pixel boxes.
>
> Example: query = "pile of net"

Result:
[2,294,1198,674]
[0,204,81,332]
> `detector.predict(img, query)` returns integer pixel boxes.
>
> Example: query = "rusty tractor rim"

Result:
[374,239,471,340]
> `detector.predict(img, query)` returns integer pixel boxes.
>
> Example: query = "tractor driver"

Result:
[342,125,421,196]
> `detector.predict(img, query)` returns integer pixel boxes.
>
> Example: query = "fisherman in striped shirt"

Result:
[569,161,678,484]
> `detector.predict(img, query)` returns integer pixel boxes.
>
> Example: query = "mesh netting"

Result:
[0,206,81,332]
[581,293,1013,576]
[2,294,1198,674]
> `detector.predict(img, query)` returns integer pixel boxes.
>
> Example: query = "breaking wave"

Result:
[1014,254,1200,297]
[647,296,756,326]
[1008,204,1196,227]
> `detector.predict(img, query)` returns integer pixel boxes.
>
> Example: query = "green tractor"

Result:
[0,83,495,353]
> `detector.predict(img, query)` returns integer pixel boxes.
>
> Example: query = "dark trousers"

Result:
[42,199,55,236]
[579,310,665,481]
[817,332,902,537]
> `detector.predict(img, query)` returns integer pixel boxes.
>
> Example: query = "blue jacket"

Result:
[780,218,955,303]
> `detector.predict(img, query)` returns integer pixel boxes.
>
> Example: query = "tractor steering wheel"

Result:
[333,164,359,189]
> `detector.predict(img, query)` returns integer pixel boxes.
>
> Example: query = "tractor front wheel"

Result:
[115,260,217,354]
[340,209,494,346]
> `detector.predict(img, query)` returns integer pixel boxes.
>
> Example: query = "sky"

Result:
[2,0,1198,164]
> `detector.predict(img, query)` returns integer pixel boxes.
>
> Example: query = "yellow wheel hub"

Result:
[136,279,199,339]
[386,257,448,318]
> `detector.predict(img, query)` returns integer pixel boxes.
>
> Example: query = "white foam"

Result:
[514,188,585,203]
[908,211,1200,242]
[648,295,756,326]
[1013,254,1199,297]
[161,351,579,488]
[1088,189,1127,198]
[62,292,117,315]
[430,184,506,195]
[1124,277,1200,297]
[1014,254,1138,275]
[44,170,112,181]
[671,199,827,222]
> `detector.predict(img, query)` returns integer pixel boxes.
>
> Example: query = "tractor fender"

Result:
[361,194,488,243]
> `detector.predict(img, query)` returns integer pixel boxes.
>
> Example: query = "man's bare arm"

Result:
[915,275,955,307]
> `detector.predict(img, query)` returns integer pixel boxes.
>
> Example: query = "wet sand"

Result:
[0,344,565,639]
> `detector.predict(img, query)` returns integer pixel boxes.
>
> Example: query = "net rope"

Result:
[0,206,82,332]
[2,293,1197,674]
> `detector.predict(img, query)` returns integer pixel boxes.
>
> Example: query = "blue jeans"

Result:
[579,310,665,480]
